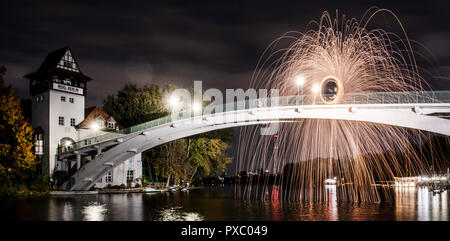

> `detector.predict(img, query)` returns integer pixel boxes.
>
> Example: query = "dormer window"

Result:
[108,122,115,130]
[98,120,104,128]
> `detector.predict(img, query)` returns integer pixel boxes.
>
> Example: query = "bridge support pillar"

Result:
[94,145,101,157]
[76,154,81,170]
[63,159,68,172]
[73,151,81,170]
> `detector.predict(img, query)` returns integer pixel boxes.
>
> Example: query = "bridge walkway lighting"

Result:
[312,84,320,105]
[295,75,305,105]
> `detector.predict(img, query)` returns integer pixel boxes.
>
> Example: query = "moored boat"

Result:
[142,187,161,193]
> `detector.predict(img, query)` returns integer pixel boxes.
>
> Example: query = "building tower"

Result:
[24,47,91,178]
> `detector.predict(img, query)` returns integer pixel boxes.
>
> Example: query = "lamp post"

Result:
[312,84,320,105]
[168,95,180,110]
[167,94,182,121]
[295,75,305,105]
[192,101,202,116]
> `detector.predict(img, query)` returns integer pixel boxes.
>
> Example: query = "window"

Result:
[69,98,74,103]
[58,116,64,126]
[108,122,115,129]
[36,95,44,103]
[127,170,134,182]
[105,171,112,183]
[98,120,104,128]
[34,134,44,155]
[61,96,66,102]
[63,78,71,85]
[128,157,135,169]
[54,76,61,83]
[70,118,75,127]
[63,60,71,68]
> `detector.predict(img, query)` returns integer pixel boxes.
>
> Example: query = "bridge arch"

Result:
[60,101,450,190]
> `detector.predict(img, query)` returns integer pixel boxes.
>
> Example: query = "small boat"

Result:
[142,187,160,193]
[169,187,177,192]
[180,187,188,192]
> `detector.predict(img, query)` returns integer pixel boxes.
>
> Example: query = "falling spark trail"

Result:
[236,8,447,203]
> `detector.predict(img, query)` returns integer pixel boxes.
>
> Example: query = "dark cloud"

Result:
[1,0,450,106]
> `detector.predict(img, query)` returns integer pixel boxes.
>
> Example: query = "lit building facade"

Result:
[24,47,142,188]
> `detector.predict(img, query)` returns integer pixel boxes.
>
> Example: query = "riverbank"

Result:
[49,186,204,195]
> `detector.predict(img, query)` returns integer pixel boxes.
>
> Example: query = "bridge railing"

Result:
[58,90,450,154]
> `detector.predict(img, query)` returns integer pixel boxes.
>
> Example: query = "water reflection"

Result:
[1,186,448,221]
[62,201,74,221]
[158,206,204,221]
[82,202,107,221]
[395,187,448,221]
[417,188,448,221]
[325,185,338,221]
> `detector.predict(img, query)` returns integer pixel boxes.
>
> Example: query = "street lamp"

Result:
[167,94,183,122]
[168,95,180,110]
[192,101,202,115]
[64,140,72,151]
[91,122,100,132]
[295,75,305,105]
[312,84,320,105]
[295,75,305,90]
[312,84,320,94]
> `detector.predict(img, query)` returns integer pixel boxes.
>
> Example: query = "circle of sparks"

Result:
[237,8,436,203]
[320,75,342,104]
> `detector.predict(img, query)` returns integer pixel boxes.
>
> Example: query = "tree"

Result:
[103,83,233,186]
[103,84,169,127]
[103,84,176,183]
[187,138,232,184]
[148,139,187,187]
[0,66,40,196]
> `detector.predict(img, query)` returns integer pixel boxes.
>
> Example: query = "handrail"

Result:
[57,90,450,154]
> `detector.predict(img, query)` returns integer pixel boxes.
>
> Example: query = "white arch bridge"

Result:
[56,91,450,190]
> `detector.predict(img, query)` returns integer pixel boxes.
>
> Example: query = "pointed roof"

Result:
[24,46,92,81]
[77,107,123,130]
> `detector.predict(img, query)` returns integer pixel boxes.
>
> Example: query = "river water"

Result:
[0,185,448,221]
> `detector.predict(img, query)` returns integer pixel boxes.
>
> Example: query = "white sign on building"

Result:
[53,83,84,95]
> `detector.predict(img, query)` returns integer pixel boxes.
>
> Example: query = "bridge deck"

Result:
[58,90,450,155]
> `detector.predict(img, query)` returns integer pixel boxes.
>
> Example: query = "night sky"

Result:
[1,0,450,107]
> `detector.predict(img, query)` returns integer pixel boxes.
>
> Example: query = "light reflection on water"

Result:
[325,185,338,221]
[1,186,448,221]
[394,187,448,221]
[82,202,107,221]
[158,206,204,221]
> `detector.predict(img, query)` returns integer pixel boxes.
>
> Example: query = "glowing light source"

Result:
[168,95,180,109]
[324,177,337,184]
[91,122,100,131]
[295,75,305,86]
[312,84,320,94]
[192,101,202,112]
